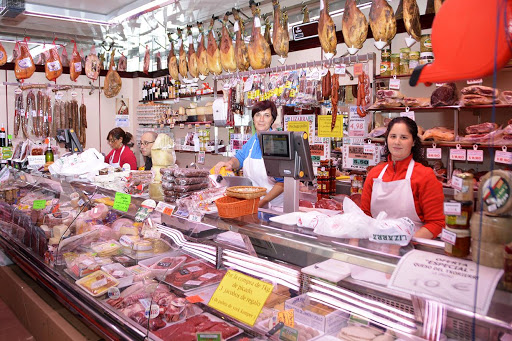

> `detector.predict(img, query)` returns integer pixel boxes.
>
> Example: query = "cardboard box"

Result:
[284,294,348,334]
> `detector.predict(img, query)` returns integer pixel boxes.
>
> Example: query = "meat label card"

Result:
[388,250,503,315]
[208,270,273,326]
[450,149,466,161]
[426,148,442,159]
[495,150,512,165]
[467,149,484,162]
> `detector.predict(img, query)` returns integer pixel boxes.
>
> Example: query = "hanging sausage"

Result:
[104,49,122,98]
[232,9,250,72]
[318,0,337,58]
[196,22,210,77]
[168,39,180,81]
[272,0,290,63]
[342,0,368,55]
[14,38,36,81]
[187,26,199,78]
[248,1,271,70]
[70,40,82,82]
[206,17,222,75]
[177,28,188,78]
[220,13,237,73]
[369,0,397,49]
[118,52,127,72]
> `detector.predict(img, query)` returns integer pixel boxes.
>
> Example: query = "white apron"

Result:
[243,139,284,207]
[370,158,423,233]
[109,145,126,168]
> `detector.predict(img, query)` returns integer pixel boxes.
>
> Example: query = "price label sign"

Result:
[156,202,176,216]
[467,78,483,85]
[196,332,222,341]
[278,309,295,328]
[450,148,467,161]
[27,155,46,169]
[441,228,457,245]
[197,151,206,164]
[113,192,131,212]
[363,144,375,154]
[451,176,463,191]
[32,200,46,210]
[389,78,401,90]
[400,110,415,121]
[426,148,442,159]
[353,63,363,76]
[444,201,462,215]
[208,270,273,326]
[334,63,346,75]
[189,214,202,223]
[495,150,512,165]
[467,149,484,162]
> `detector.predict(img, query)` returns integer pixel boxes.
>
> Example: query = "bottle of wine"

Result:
[45,139,54,163]
[0,124,6,147]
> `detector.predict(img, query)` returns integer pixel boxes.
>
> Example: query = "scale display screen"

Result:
[261,134,290,158]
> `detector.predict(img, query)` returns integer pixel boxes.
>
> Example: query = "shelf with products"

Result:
[375,64,512,80]
[138,91,221,103]
[368,104,512,111]
[365,137,512,149]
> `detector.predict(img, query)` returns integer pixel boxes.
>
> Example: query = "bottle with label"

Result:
[45,139,54,163]
[0,124,5,147]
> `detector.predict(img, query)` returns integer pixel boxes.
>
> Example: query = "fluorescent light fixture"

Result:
[223,260,300,291]
[24,11,110,26]
[110,0,178,25]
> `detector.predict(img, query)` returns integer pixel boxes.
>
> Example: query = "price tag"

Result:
[348,118,366,137]
[91,277,108,290]
[363,144,375,154]
[436,83,446,87]
[334,63,346,75]
[78,199,85,207]
[444,202,462,215]
[400,110,415,121]
[467,149,484,162]
[143,230,161,239]
[197,151,206,164]
[389,78,401,90]
[112,192,131,212]
[353,63,363,76]
[426,148,442,159]
[156,201,175,216]
[196,332,222,341]
[107,287,120,299]
[467,78,483,85]
[7,135,12,140]
[27,155,46,169]
[32,200,46,210]
[441,228,457,245]
[186,295,204,303]
[277,309,294,328]
[208,270,273,326]
[450,148,467,161]
[451,176,463,191]
[495,150,512,165]
[189,214,202,223]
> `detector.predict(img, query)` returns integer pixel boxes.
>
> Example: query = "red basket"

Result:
[215,196,260,218]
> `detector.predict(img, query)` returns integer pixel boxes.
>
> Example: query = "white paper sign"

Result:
[334,64,346,75]
[444,202,462,215]
[451,176,463,191]
[27,155,46,169]
[189,214,202,223]
[155,201,176,216]
[363,144,375,154]
[495,150,512,165]
[426,148,442,159]
[466,78,483,85]
[115,115,129,128]
[400,111,415,121]
[197,151,206,164]
[388,250,504,315]
[467,149,484,162]
[450,149,466,161]
[389,78,401,90]
[441,228,457,245]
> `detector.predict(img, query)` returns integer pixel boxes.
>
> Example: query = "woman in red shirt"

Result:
[361,117,445,238]
[104,128,137,170]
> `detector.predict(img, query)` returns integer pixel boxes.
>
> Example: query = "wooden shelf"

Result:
[138,91,220,103]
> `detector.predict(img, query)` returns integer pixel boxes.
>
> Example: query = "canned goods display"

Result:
[380,61,391,76]
[409,51,420,71]
[390,53,400,76]
[419,52,434,65]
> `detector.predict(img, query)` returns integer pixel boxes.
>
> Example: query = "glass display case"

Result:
[0,167,511,341]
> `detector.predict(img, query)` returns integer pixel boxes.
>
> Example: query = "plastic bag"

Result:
[369,212,415,246]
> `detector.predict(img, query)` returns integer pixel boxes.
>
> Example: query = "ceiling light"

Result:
[24,11,110,26]
[110,0,178,25]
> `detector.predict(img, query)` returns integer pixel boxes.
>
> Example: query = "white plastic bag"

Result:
[369,211,415,246]
[297,211,328,229]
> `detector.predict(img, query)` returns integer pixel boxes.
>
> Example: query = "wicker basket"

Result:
[215,196,260,218]
[226,186,267,200]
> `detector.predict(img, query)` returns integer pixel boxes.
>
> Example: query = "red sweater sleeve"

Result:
[415,167,445,237]
[120,148,138,170]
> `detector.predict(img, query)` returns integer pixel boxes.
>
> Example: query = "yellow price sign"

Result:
[317,115,343,138]
[208,270,273,326]
[286,121,310,134]
[278,309,294,328]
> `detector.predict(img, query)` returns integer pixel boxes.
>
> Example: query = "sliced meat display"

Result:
[461,85,499,97]
[376,89,404,99]
[403,97,430,107]
[465,122,499,135]
[431,83,458,107]
[460,129,504,143]
[318,0,337,56]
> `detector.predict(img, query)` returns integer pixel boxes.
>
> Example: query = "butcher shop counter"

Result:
[161,210,512,340]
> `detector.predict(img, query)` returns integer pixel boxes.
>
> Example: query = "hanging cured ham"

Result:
[403,0,421,44]
[369,0,397,49]
[168,39,179,81]
[85,46,100,81]
[302,5,310,23]
[264,15,272,45]
[45,41,63,82]
[318,0,337,58]
[187,27,199,78]
[207,17,222,75]
[272,0,290,62]
[70,40,82,82]
[118,52,127,72]
[435,0,444,13]
[232,9,250,72]
[342,0,368,54]
[248,1,271,70]
[14,38,36,81]
[104,50,122,98]
[177,28,188,78]
[220,13,237,73]
[196,22,210,77]
[143,45,150,74]
[0,42,6,66]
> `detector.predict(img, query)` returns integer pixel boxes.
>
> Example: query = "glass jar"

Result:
[454,172,474,202]
[420,34,433,52]
[444,227,471,258]
[445,200,473,229]
[390,53,400,76]
[408,51,420,72]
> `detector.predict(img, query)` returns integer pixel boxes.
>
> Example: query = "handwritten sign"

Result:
[113,192,131,212]
[388,250,504,315]
[284,115,315,143]
[32,200,46,210]
[208,270,273,326]
[287,121,310,135]
[278,309,295,328]
[318,115,343,138]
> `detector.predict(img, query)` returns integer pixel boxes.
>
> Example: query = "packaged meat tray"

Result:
[256,318,324,341]
[163,259,226,292]
[75,270,119,297]
[153,312,242,341]
[101,263,134,288]
[139,252,189,279]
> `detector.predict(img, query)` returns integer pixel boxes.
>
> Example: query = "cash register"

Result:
[258,131,315,213]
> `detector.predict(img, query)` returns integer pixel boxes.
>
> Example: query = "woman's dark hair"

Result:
[383,116,426,165]
[252,101,278,125]
[107,127,134,148]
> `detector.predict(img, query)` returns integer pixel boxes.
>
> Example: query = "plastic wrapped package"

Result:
[91,240,122,257]
[64,252,101,278]
[125,171,154,195]
[111,218,135,238]
[162,182,209,193]
[160,167,210,178]
[163,176,210,185]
